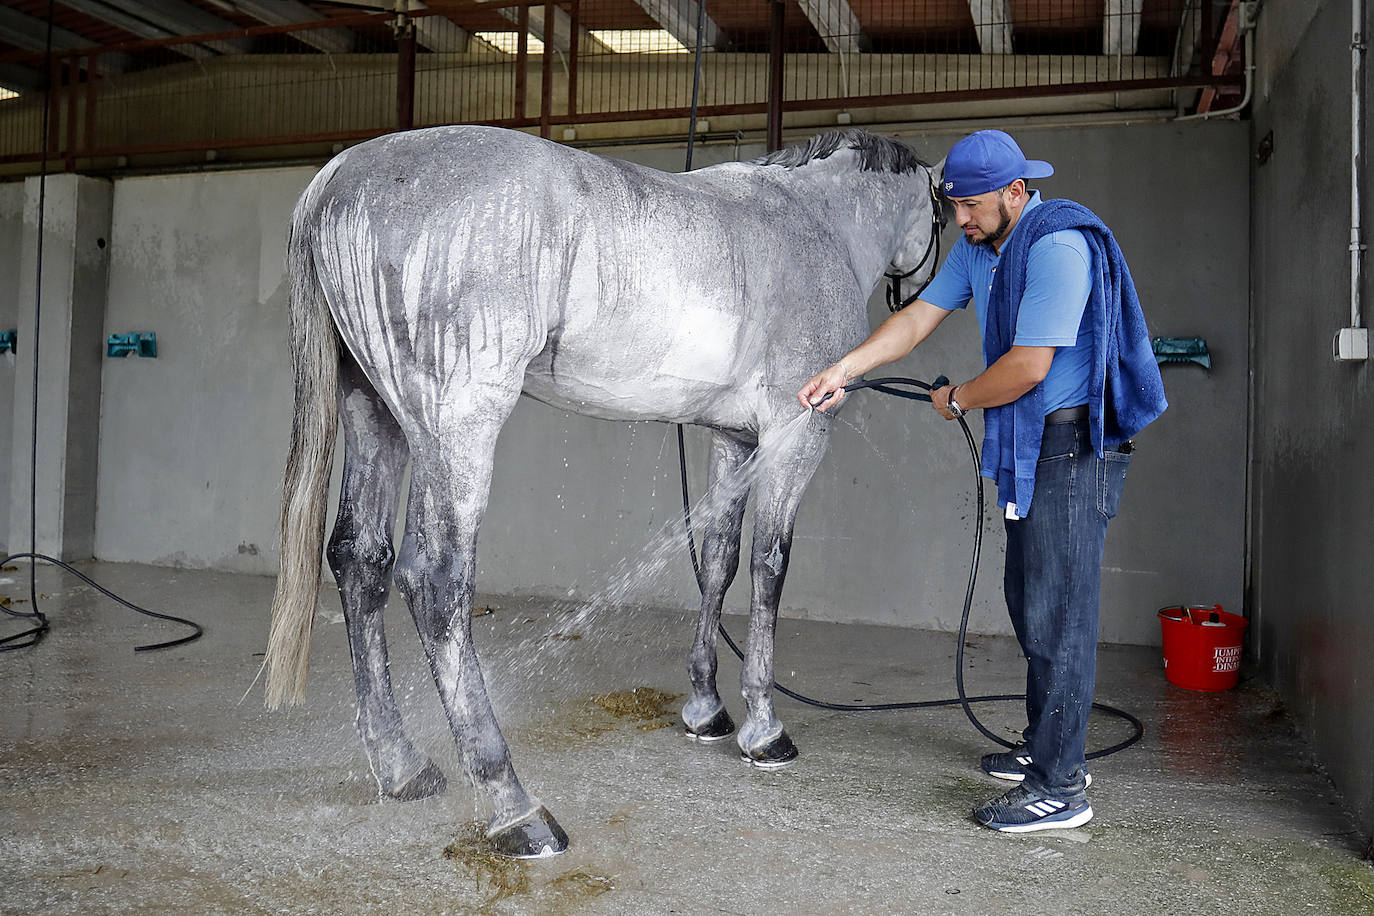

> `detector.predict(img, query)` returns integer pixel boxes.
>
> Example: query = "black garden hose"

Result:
[674,376,1143,759]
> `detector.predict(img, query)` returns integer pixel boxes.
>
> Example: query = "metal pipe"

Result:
[1175,2,1255,122]
[84,52,98,156]
[64,56,77,172]
[766,0,785,152]
[394,9,416,132]
[539,0,554,138]
[1352,0,1366,329]
[567,0,579,118]
[515,5,529,123]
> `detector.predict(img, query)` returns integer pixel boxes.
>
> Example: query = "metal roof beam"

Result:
[967,0,1012,54]
[200,0,357,54]
[1170,0,1203,76]
[56,0,248,56]
[796,0,867,53]
[0,6,93,51]
[410,9,471,54]
[629,0,724,51]
[0,7,132,75]
[477,1,611,55]
[1104,0,1144,56]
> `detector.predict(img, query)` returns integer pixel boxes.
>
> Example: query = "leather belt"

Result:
[1044,404,1089,425]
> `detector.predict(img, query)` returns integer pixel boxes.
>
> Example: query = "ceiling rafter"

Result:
[0,5,93,52]
[967,0,1011,55]
[55,0,241,57]
[475,1,611,56]
[628,0,724,52]
[201,0,357,53]
[795,0,867,54]
[1104,0,1144,56]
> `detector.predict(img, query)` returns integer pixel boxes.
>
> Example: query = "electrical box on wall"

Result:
[1334,327,1368,361]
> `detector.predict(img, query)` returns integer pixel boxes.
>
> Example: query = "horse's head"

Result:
[884,157,947,312]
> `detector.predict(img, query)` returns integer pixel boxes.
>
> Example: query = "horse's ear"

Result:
[931,156,946,190]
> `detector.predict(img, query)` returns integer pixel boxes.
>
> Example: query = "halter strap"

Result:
[885,174,947,312]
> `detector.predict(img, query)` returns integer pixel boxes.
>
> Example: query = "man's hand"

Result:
[797,362,851,411]
[931,383,956,420]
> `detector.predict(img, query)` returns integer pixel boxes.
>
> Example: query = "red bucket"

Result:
[1157,605,1247,691]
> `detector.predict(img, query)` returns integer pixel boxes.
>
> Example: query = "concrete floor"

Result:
[2,562,1372,915]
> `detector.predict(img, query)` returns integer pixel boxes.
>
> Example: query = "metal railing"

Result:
[0,1,1245,173]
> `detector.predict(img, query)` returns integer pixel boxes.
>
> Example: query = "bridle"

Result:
[884,169,948,312]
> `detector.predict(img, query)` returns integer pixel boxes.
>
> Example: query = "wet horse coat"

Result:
[266,125,941,856]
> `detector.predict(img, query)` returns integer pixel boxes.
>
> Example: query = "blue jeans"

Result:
[1002,418,1131,800]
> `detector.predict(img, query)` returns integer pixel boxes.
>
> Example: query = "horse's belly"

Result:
[523,296,764,426]
[521,360,751,426]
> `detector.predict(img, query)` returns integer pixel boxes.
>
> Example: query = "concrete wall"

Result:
[1250,0,1374,838]
[0,118,1249,649]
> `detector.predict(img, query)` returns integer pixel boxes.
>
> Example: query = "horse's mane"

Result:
[752,129,930,174]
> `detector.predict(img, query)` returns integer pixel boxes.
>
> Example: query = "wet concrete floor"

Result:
[1,561,1372,915]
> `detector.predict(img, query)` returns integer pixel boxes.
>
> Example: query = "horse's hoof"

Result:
[740,731,799,770]
[489,806,570,859]
[684,707,736,743]
[388,760,447,802]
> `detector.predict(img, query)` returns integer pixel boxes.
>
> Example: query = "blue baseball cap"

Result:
[941,129,1054,197]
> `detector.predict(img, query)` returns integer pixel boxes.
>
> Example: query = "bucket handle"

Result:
[1158,604,1223,624]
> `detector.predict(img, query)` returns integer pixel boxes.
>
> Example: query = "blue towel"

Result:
[982,199,1168,516]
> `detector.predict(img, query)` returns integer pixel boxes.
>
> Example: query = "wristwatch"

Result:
[946,386,965,418]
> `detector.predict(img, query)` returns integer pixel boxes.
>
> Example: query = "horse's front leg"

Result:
[682,431,753,742]
[394,417,568,859]
[738,418,832,768]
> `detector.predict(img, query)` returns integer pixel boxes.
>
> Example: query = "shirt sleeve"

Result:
[916,238,974,312]
[1013,229,1093,346]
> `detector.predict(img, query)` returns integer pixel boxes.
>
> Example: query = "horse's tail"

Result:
[265,180,341,709]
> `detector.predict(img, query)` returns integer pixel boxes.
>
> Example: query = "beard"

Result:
[969,199,1012,247]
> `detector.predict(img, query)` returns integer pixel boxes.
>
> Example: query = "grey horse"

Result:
[265,125,941,857]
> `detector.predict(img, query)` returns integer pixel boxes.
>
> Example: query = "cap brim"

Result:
[1023,160,1055,179]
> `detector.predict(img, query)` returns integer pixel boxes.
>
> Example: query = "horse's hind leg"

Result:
[327,354,445,801]
[682,431,752,742]
[738,420,831,768]
[393,389,567,859]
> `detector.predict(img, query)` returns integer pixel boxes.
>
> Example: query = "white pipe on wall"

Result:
[1337,0,1369,359]
[1351,0,1365,330]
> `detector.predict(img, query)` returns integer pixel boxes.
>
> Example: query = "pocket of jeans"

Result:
[1037,443,1076,465]
[1097,449,1132,519]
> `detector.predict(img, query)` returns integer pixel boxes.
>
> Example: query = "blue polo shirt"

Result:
[920,191,1093,413]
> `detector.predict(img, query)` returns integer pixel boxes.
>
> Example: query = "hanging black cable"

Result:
[2,0,59,652]
[2,0,202,654]
[680,377,1141,759]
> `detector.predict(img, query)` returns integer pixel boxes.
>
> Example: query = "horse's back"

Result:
[295,126,868,433]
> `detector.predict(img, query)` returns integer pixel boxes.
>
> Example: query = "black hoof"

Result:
[489,806,570,859]
[740,731,799,770]
[389,760,447,802]
[684,707,736,743]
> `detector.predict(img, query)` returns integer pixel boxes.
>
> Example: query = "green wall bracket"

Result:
[107,332,157,358]
[1152,336,1210,370]
[0,330,15,354]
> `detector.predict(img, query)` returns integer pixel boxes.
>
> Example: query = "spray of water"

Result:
[493,410,817,688]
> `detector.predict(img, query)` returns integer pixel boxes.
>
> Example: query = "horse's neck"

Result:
[792,161,913,285]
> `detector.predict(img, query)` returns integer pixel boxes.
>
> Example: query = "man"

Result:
[797,129,1166,832]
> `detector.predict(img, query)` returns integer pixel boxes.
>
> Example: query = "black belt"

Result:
[1044,404,1089,425]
